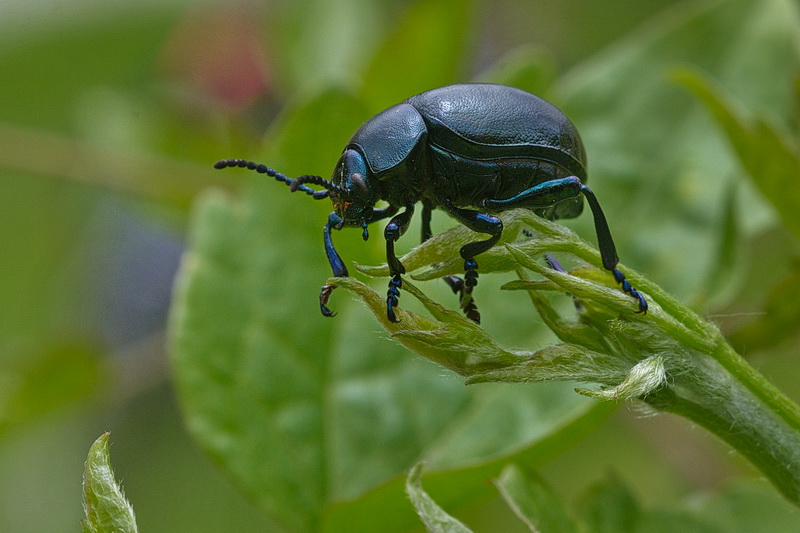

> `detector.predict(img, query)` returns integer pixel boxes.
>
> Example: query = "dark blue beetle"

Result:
[215,83,647,323]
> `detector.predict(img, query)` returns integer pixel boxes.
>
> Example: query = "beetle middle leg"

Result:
[384,204,416,323]
[420,204,481,323]
[439,199,504,324]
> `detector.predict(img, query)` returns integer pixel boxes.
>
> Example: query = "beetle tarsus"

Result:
[386,275,402,323]
[463,258,479,288]
[612,269,648,314]
[443,275,481,324]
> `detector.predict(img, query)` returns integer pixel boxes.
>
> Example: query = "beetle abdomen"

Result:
[405,84,587,181]
[427,145,584,220]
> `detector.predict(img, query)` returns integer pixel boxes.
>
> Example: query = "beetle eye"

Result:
[351,173,370,196]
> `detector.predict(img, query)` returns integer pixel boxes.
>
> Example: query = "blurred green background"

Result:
[2,0,799,531]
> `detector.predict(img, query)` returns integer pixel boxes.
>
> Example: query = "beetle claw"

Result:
[320,284,337,317]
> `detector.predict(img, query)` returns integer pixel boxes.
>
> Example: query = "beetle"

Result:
[214,83,647,324]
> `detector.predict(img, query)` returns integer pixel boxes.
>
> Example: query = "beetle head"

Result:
[330,149,378,229]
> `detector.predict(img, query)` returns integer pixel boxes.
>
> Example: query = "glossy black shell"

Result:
[345,83,587,219]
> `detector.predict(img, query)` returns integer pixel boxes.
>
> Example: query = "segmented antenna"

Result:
[292,174,342,194]
[213,159,336,199]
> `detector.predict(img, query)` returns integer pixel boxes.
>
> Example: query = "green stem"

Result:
[710,340,800,434]
[646,348,800,504]
[507,214,800,504]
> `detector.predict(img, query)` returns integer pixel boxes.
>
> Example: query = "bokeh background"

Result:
[1,0,799,531]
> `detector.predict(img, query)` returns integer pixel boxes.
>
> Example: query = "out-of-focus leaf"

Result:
[574,474,721,533]
[498,470,795,533]
[697,183,742,308]
[0,6,186,130]
[263,86,369,177]
[0,343,101,439]
[275,0,387,93]
[675,68,800,239]
[696,480,800,533]
[0,170,98,354]
[727,258,800,352]
[359,0,474,112]
[578,473,640,533]
[405,463,473,533]
[170,184,330,532]
[495,464,581,533]
[323,400,613,533]
[558,0,800,301]
[82,433,138,533]
[474,45,558,96]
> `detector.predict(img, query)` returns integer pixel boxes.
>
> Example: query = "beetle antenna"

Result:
[213,158,335,199]
[293,174,344,195]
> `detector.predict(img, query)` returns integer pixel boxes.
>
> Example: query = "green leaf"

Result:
[264,87,368,177]
[276,0,387,92]
[0,343,100,438]
[638,510,721,533]
[696,480,800,533]
[495,464,580,533]
[728,258,800,351]
[82,433,138,533]
[674,67,800,239]
[405,463,473,533]
[578,473,640,533]
[359,0,473,112]
[334,276,527,376]
[558,0,800,300]
[323,401,613,533]
[697,182,742,308]
[474,45,558,96]
[170,186,329,532]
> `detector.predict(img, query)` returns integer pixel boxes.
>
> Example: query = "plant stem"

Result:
[646,351,800,503]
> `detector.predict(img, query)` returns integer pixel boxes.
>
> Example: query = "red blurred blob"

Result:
[159,4,271,113]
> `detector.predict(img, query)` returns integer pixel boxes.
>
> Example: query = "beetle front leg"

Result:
[384,205,415,323]
[319,212,348,317]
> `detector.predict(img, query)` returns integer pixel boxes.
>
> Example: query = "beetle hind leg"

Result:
[580,184,648,314]
[486,179,648,314]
